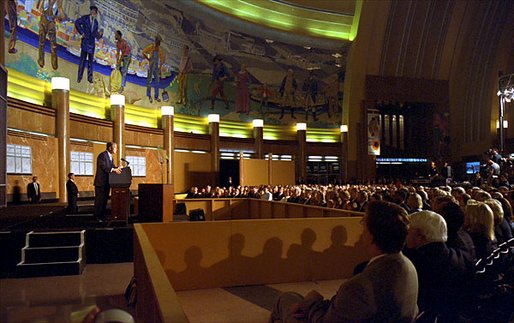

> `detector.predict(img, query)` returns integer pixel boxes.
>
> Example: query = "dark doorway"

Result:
[220,159,240,187]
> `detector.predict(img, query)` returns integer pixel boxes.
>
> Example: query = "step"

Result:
[21,246,83,264]
[16,260,85,277]
[26,230,84,248]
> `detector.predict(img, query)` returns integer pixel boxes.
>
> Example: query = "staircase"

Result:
[17,230,86,277]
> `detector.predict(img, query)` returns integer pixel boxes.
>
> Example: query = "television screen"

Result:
[466,161,481,174]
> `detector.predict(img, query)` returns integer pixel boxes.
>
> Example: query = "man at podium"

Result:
[94,142,122,222]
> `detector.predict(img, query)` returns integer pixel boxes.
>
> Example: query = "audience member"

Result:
[465,200,497,260]
[484,198,513,244]
[405,211,467,321]
[270,201,418,323]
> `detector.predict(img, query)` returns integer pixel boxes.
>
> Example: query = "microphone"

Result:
[121,158,130,166]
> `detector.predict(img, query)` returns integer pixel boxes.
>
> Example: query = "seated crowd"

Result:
[188,183,514,322]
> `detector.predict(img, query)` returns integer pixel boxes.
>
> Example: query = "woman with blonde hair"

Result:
[464,200,496,260]
[484,198,513,244]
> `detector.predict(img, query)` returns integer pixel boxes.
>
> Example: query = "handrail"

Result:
[134,225,189,323]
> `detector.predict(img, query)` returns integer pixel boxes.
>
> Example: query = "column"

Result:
[0,3,6,206]
[208,114,220,185]
[253,119,264,159]
[52,77,70,203]
[340,125,348,183]
[161,106,174,184]
[110,94,125,166]
[296,122,307,183]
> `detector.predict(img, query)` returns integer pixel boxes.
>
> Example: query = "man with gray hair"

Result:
[405,211,467,322]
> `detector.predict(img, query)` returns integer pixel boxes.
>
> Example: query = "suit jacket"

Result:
[306,253,419,323]
[405,242,468,319]
[27,182,41,202]
[94,151,115,187]
[75,14,101,53]
[66,179,78,199]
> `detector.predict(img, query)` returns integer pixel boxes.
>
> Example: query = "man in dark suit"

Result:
[66,172,79,214]
[27,176,41,203]
[271,201,419,323]
[94,142,122,221]
[75,5,103,83]
[404,210,472,322]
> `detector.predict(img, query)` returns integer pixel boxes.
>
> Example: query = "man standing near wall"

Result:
[27,176,41,204]
[66,172,79,214]
[35,0,64,70]
[75,6,103,84]
[94,142,122,222]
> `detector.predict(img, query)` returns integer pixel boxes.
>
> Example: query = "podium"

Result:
[109,168,132,223]
[138,184,174,222]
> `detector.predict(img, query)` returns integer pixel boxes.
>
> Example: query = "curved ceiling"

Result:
[196,0,361,41]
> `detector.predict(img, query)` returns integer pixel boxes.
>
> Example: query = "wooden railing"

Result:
[176,198,363,221]
[134,215,367,322]
[134,225,189,323]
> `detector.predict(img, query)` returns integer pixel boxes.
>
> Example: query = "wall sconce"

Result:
[51,77,70,91]
[208,114,220,123]
[161,106,174,116]
[110,94,125,106]
[340,125,348,133]
[252,119,264,127]
[296,123,307,131]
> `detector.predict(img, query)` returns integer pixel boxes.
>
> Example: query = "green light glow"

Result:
[198,0,358,41]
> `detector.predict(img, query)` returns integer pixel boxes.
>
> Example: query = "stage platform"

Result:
[0,202,134,278]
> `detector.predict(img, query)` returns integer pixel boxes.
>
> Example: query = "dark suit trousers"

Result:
[67,196,78,213]
[94,185,110,220]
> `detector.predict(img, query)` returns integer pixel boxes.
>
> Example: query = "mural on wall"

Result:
[4,0,350,127]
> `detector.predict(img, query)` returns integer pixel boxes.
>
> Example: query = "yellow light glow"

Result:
[198,0,358,41]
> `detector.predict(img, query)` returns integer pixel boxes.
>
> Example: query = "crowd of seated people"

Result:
[187,182,514,321]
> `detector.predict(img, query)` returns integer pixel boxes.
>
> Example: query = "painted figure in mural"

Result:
[302,70,319,121]
[235,64,250,114]
[35,0,65,70]
[142,35,165,103]
[279,69,297,119]
[75,6,103,84]
[177,45,193,105]
[211,55,230,110]
[115,30,132,93]
[257,82,273,113]
[6,0,17,54]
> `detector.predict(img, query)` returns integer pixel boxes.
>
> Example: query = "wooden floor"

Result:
[0,262,344,323]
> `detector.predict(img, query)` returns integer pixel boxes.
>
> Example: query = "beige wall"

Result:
[7,133,58,199]
[270,160,295,186]
[173,151,213,193]
[241,159,269,186]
